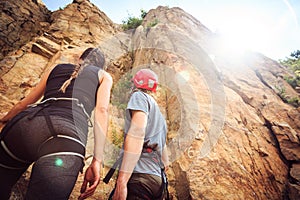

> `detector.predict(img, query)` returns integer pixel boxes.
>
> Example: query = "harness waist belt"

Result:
[29,97,93,127]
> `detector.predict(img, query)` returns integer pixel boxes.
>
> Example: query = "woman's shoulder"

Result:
[55,63,75,68]
[52,63,75,71]
[49,63,75,75]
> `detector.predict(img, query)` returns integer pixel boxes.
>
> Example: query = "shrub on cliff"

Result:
[122,9,147,30]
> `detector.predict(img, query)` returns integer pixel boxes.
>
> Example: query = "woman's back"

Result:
[43,64,100,114]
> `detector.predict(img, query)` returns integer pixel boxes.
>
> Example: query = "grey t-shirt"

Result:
[124,90,167,177]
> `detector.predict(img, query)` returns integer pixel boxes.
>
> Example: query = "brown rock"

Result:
[0,2,299,200]
[290,163,300,182]
[288,183,300,200]
[0,0,50,60]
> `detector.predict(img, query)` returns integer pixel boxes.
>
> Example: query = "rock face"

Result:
[0,0,51,60]
[0,1,299,200]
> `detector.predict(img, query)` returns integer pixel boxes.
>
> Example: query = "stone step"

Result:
[43,32,62,45]
[31,43,54,59]
[34,36,60,54]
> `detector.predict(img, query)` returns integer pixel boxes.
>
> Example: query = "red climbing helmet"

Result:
[132,69,158,92]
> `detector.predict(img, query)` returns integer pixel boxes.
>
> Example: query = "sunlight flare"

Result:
[213,6,276,57]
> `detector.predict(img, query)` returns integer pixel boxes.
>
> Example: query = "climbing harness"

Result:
[104,140,170,200]
[28,97,87,162]
[0,97,88,170]
[29,97,93,127]
[142,141,170,200]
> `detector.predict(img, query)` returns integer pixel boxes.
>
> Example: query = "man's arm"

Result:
[162,145,169,171]
[112,110,147,200]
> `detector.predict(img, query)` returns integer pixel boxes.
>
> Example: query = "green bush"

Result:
[275,85,286,100]
[275,85,299,107]
[147,19,159,28]
[287,96,300,107]
[122,9,148,30]
[111,127,123,148]
[122,16,143,30]
[284,76,299,88]
[279,50,300,89]
[111,72,132,111]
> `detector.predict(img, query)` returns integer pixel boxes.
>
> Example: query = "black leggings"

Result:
[0,155,83,200]
[0,112,85,200]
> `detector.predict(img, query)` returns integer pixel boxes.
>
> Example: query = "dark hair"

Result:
[82,48,105,69]
[80,47,94,60]
[60,48,105,93]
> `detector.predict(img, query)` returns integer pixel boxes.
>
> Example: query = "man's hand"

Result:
[112,181,127,200]
[78,157,101,200]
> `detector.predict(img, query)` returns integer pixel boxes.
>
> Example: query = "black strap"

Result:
[27,103,57,136]
[42,109,57,137]
[28,103,85,160]
[108,188,115,200]
[28,103,81,141]
[161,168,170,200]
[152,151,170,200]
[103,154,123,184]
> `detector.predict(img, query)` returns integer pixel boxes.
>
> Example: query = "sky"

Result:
[42,0,300,61]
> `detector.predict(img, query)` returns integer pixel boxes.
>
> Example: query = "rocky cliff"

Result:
[0,0,299,199]
[0,0,50,60]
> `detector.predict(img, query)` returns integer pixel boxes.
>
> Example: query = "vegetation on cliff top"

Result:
[279,50,300,107]
[121,9,147,30]
[121,9,158,30]
[280,50,300,88]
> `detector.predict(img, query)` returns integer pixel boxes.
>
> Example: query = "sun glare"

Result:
[213,6,275,57]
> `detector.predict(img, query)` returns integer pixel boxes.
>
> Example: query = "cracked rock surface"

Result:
[1,1,299,199]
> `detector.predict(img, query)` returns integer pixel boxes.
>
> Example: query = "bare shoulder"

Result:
[98,70,113,83]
